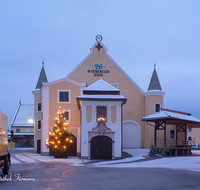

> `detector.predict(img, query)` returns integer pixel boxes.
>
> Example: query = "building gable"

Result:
[67,39,145,123]
[67,41,144,94]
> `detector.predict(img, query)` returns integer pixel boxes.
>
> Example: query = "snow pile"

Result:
[10,148,200,172]
[91,150,200,172]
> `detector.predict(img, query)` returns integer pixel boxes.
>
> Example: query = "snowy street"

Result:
[1,148,200,190]
[10,148,200,172]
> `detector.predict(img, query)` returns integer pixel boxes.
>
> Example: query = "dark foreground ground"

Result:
[1,149,200,190]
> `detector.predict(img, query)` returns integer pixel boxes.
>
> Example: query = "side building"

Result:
[11,101,34,147]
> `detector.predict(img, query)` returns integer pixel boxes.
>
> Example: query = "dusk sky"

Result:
[1,1,200,128]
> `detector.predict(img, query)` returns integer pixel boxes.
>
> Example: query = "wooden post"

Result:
[154,122,157,147]
[176,125,178,146]
[164,121,166,147]
[185,124,187,146]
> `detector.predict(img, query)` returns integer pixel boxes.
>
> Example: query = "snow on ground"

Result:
[10,148,200,172]
[15,154,37,163]
[91,149,200,172]
[25,154,85,166]
[11,156,21,164]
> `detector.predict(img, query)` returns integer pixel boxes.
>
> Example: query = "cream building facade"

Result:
[32,36,169,158]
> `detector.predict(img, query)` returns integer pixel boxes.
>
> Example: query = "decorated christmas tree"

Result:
[46,106,73,158]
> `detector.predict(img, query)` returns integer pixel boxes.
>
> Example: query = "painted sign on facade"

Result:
[87,64,110,76]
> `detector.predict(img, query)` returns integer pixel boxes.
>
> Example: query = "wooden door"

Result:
[37,139,41,154]
[91,136,112,159]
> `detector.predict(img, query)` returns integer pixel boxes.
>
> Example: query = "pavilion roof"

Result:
[142,111,200,128]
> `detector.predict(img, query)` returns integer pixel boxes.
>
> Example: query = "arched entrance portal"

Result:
[122,120,141,148]
[36,139,41,154]
[91,136,112,159]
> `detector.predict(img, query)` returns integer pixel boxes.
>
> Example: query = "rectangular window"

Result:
[63,112,69,120]
[25,128,30,133]
[188,136,192,141]
[16,129,20,133]
[169,129,175,140]
[58,90,71,103]
[37,102,41,111]
[189,128,192,132]
[57,110,70,121]
[59,92,69,102]
[97,106,107,121]
[155,103,160,112]
[37,120,41,130]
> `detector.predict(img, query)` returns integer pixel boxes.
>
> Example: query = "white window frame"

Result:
[57,89,71,104]
[154,103,161,113]
[57,109,71,122]
[37,119,42,130]
[169,129,176,140]
[37,102,42,112]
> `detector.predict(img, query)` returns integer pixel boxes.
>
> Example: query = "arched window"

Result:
[37,102,42,112]
[155,103,160,113]
[37,120,42,130]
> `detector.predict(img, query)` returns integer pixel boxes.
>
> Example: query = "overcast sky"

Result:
[1,0,200,128]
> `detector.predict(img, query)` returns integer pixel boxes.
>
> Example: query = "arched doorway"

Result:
[91,136,112,159]
[36,139,41,154]
[122,120,141,148]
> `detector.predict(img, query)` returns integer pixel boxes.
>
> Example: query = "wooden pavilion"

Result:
[142,109,200,156]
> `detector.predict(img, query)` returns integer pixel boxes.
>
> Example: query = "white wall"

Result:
[81,100,123,159]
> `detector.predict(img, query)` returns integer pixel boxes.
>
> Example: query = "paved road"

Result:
[1,148,200,190]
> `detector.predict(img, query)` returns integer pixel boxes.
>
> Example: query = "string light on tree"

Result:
[46,106,73,158]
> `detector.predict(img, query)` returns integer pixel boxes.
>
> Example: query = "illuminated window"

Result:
[63,112,69,121]
[57,110,70,121]
[37,120,42,130]
[37,102,42,111]
[169,129,175,140]
[97,106,107,121]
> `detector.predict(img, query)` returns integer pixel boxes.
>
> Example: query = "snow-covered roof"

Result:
[11,103,34,127]
[77,94,126,100]
[84,79,119,92]
[142,111,200,125]
[12,132,34,135]
[77,79,127,109]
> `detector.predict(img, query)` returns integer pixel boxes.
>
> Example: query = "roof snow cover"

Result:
[142,110,200,125]
[77,94,126,100]
[77,79,126,103]
[84,79,119,92]
[12,104,34,126]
